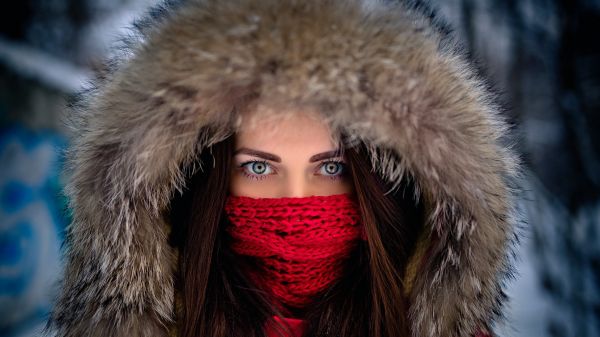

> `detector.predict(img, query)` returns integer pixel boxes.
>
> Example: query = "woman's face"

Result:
[229,110,354,198]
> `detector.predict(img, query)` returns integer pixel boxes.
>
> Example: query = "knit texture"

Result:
[265,316,306,337]
[224,193,363,310]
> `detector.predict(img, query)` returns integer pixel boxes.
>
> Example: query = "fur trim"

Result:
[46,0,522,336]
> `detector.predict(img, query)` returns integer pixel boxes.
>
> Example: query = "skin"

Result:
[229,109,354,198]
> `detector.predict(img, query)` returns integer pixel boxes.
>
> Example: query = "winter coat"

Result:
[45,0,522,336]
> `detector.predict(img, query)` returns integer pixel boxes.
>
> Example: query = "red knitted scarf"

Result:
[224,193,364,311]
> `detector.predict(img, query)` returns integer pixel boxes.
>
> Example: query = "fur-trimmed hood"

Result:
[47,0,522,336]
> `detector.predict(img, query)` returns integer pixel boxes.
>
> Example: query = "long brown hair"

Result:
[169,133,423,337]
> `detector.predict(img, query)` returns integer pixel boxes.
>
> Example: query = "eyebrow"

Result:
[233,147,343,163]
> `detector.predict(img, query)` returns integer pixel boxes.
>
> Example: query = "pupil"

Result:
[253,162,265,174]
[326,163,338,174]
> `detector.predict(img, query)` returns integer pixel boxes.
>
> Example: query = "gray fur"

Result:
[46,0,522,336]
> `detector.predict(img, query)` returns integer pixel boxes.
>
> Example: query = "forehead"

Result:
[234,105,340,150]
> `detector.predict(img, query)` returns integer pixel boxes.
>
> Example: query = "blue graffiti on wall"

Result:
[0,124,67,337]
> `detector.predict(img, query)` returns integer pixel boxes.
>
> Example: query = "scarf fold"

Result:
[224,193,364,310]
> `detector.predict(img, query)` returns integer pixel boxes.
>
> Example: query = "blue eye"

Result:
[239,160,273,180]
[319,160,346,179]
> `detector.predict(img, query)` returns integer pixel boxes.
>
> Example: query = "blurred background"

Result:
[0,0,598,336]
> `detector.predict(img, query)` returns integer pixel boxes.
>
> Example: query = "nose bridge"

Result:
[283,168,311,198]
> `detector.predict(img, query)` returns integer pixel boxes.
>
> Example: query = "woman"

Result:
[46,0,521,336]
[171,108,425,337]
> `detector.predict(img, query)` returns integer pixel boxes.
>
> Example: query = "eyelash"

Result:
[238,159,347,181]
